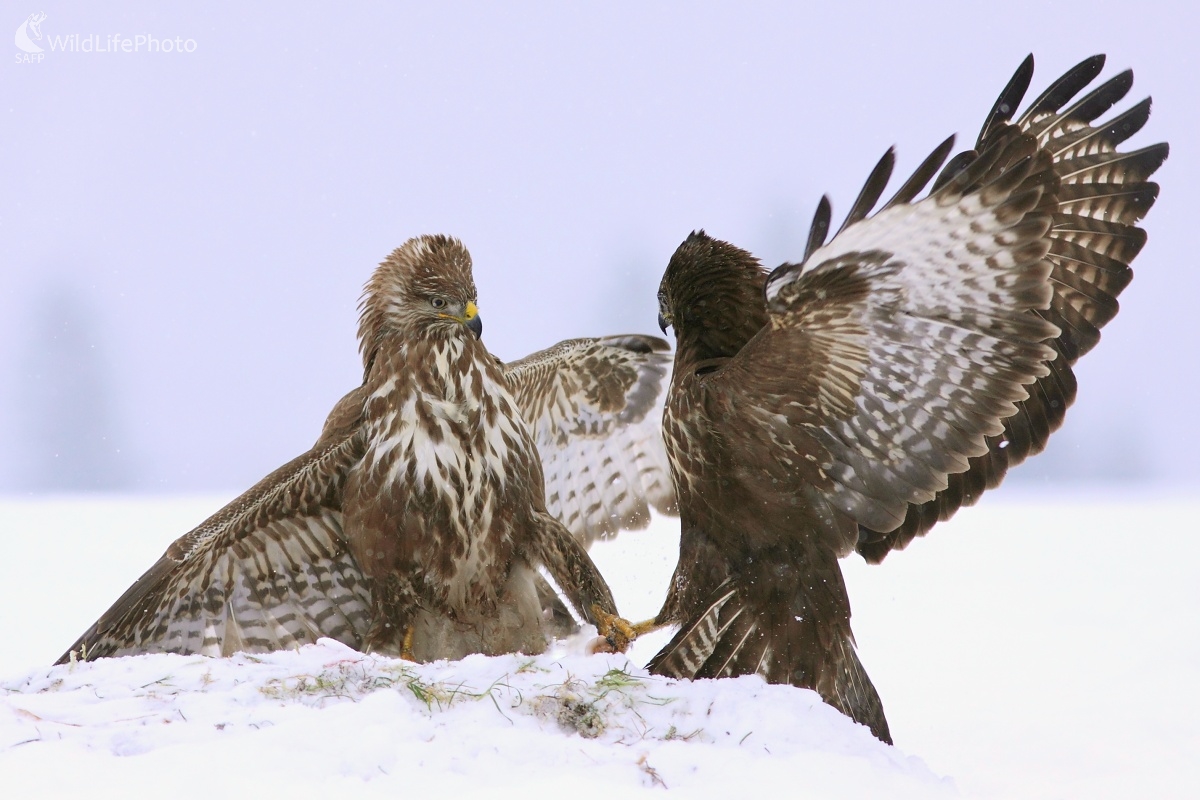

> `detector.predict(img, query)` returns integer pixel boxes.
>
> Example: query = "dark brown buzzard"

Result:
[644,55,1166,743]
[59,235,674,664]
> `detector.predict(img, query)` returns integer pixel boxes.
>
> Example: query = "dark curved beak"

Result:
[466,313,483,339]
[657,313,670,334]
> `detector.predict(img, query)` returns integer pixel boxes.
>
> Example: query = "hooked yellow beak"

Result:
[439,301,482,339]
[463,302,482,338]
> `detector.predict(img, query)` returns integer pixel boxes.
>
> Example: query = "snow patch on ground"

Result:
[2,490,1197,798]
[2,641,948,799]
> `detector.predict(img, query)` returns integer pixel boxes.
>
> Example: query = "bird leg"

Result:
[363,574,420,658]
[400,625,416,661]
[533,515,635,650]
[626,618,668,638]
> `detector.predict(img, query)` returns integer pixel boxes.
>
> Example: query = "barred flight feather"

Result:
[857,54,1165,560]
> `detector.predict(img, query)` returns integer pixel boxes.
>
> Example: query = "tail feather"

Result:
[648,581,891,744]
[823,634,891,744]
[701,607,761,679]
[647,583,739,677]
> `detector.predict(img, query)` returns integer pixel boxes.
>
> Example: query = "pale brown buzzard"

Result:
[645,55,1166,743]
[59,236,673,664]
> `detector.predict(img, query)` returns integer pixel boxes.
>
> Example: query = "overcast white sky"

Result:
[3,1,1196,493]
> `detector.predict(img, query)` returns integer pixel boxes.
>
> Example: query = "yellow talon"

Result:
[628,617,664,638]
[590,605,640,653]
[401,625,416,661]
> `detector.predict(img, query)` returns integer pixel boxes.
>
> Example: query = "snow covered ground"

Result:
[1,491,1197,798]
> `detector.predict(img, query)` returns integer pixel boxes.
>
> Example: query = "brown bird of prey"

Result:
[60,235,674,664]
[645,55,1166,743]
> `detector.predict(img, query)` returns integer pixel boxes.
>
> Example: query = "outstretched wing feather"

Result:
[505,335,677,546]
[857,55,1165,561]
[58,432,370,663]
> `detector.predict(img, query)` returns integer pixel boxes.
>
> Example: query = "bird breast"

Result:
[355,335,538,609]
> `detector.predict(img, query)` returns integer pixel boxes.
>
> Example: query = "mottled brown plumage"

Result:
[646,55,1165,744]
[60,236,674,664]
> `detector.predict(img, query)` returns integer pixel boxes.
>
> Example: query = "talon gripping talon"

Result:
[591,604,637,653]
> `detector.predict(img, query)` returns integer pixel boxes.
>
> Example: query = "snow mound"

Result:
[2,639,950,798]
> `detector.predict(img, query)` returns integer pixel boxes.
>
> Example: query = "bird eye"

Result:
[431,297,447,310]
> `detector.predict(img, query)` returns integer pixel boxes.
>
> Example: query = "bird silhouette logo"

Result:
[15,11,47,53]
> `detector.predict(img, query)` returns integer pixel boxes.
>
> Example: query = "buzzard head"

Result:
[357,235,483,368]
[657,230,770,365]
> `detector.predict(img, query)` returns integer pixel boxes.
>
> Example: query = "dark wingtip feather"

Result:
[937,125,1026,198]
[835,148,896,236]
[1069,69,1135,123]
[1100,97,1153,148]
[931,149,978,194]
[978,54,1034,144]
[1157,140,1170,165]
[884,134,956,209]
[1024,54,1107,119]
[803,195,833,263]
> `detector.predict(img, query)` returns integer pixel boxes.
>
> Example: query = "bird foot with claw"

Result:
[400,625,416,662]
[589,605,639,653]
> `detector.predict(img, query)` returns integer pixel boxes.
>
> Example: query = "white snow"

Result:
[1,491,1197,798]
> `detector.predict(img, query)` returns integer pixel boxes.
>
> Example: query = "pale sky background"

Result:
[2,1,1196,494]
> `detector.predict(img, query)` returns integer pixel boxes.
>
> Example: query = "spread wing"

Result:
[689,88,1070,558]
[854,55,1167,561]
[57,430,370,663]
[504,335,677,546]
